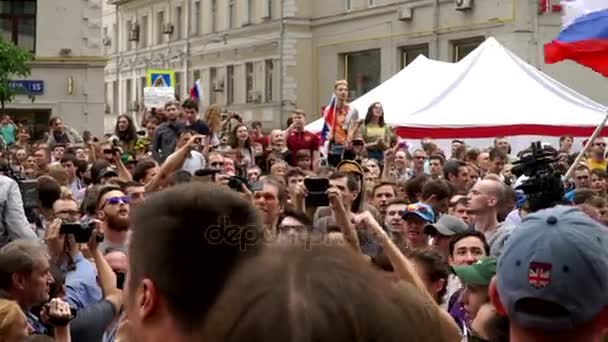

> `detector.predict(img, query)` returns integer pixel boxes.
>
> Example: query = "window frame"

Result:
[0,0,37,53]
[451,37,485,62]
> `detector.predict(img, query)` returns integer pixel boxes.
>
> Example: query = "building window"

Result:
[193,69,200,82]
[112,80,119,114]
[265,0,272,19]
[126,19,132,51]
[0,0,36,52]
[175,6,182,40]
[245,62,254,103]
[112,23,117,53]
[175,72,182,101]
[211,0,217,32]
[368,0,375,7]
[210,67,217,104]
[228,0,235,29]
[226,65,234,105]
[139,16,148,48]
[452,37,485,62]
[245,0,252,25]
[345,0,352,12]
[193,1,200,35]
[140,76,146,101]
[156,11,165,44]
[265,59,274,102]
[400,44,429,68]
[126,79,133,112]
[343,49,380,100]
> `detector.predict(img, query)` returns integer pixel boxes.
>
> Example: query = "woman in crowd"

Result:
[14,127,31,150]
[113,114,138,156]
[205,104,223,147]
[230,124,255,168]
[361,102,393,162]
[267,129,291,164]
[409,249,450,305]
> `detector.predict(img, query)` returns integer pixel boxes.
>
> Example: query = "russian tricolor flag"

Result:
[320,95,337,145]
[189,79,202,101]
[545,0,608,77]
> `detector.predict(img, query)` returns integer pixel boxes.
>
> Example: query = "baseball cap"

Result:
[452,257,497,286]
[497,205,608,331]
[401,202,435,223]
[424,214,468,237]
[98,167,118,181]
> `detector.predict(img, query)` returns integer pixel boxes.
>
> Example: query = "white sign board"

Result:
[144,87,175,108]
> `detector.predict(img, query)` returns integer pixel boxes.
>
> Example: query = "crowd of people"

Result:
[0,79,605,341]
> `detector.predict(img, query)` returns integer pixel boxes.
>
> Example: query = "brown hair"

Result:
[334,79,349,89]
[129,183,264,332]
[205,104,222,133]
[202,244,444,342]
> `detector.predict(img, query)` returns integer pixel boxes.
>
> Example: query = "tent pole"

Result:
[564,110,608,180]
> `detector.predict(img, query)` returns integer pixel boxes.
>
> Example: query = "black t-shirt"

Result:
[187,119,210,136]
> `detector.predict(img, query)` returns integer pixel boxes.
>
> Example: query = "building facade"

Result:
[1,0,105,138]
[104,0,608,132]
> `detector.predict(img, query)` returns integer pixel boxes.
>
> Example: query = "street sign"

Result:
[9,80,44,95]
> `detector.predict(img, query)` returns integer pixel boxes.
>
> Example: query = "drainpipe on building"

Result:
[432,0,440,59]
[278,0,285,128]
[185,0,191,98]
[532,0,541,67]
[115,4,120,116]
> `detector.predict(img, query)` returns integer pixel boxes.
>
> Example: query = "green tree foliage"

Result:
[0,40,33,115]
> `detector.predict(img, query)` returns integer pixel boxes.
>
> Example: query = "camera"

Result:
[304,177,330,207]
[511,141,564,212]
[228,176,248,191]
[60,222,104,243]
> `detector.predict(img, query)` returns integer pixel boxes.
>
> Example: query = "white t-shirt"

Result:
[181,151,206,175]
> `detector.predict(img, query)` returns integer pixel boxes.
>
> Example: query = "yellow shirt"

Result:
[364,125,386,142]
[587,158,607,171]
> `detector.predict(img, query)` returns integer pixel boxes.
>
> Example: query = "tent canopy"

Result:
[307,37,607,141]
[396,37,607,139]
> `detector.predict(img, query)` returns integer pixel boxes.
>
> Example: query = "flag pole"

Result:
[564,109,608,180]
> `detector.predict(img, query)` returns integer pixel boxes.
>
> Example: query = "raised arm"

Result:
[359,212,461,341]
[328,187,361,254]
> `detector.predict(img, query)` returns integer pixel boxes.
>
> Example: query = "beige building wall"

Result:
[104,0,608,133]
[7,0,105,137]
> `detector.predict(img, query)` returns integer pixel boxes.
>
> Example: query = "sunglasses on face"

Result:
[105,196,130,206]
[211,162,225,168]
[595,143,606,147]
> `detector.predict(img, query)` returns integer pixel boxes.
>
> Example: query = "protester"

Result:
[492,206,608,342]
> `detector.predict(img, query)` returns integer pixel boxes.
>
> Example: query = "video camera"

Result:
[511,141,564,212]
[60,221,104,243]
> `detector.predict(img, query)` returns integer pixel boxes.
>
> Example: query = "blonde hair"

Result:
[48,164,69,187]
[334,79,349,89]
[0,299,25,337]
[205,104,222,133]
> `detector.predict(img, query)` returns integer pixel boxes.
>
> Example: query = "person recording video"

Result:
[0,174,37,248]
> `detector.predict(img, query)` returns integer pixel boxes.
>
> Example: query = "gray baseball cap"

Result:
[497,206,608,331]
[424,215,468,237]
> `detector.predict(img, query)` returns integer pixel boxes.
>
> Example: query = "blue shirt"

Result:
[0,123,15,145]
[64,253,102,310]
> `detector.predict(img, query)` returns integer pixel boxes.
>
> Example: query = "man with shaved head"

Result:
[467,179,504,239]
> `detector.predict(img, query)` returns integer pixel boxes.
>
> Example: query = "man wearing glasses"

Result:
[48,197,102,310]
[95,185,131,255]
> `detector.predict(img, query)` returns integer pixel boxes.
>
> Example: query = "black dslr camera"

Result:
[60,222,104,243]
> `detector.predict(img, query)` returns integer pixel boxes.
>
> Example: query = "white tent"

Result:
[305,55,459,132]
[308,37,607,153]
[396,37,607,152]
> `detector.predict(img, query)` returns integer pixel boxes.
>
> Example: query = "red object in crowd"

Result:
[538,0,562,14]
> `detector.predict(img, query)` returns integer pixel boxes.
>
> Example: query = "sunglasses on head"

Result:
[405,204,428,214]
[105,196,130,206]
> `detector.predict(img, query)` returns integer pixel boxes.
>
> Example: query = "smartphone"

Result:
[250,181,264,192]
[304,178,330,207]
